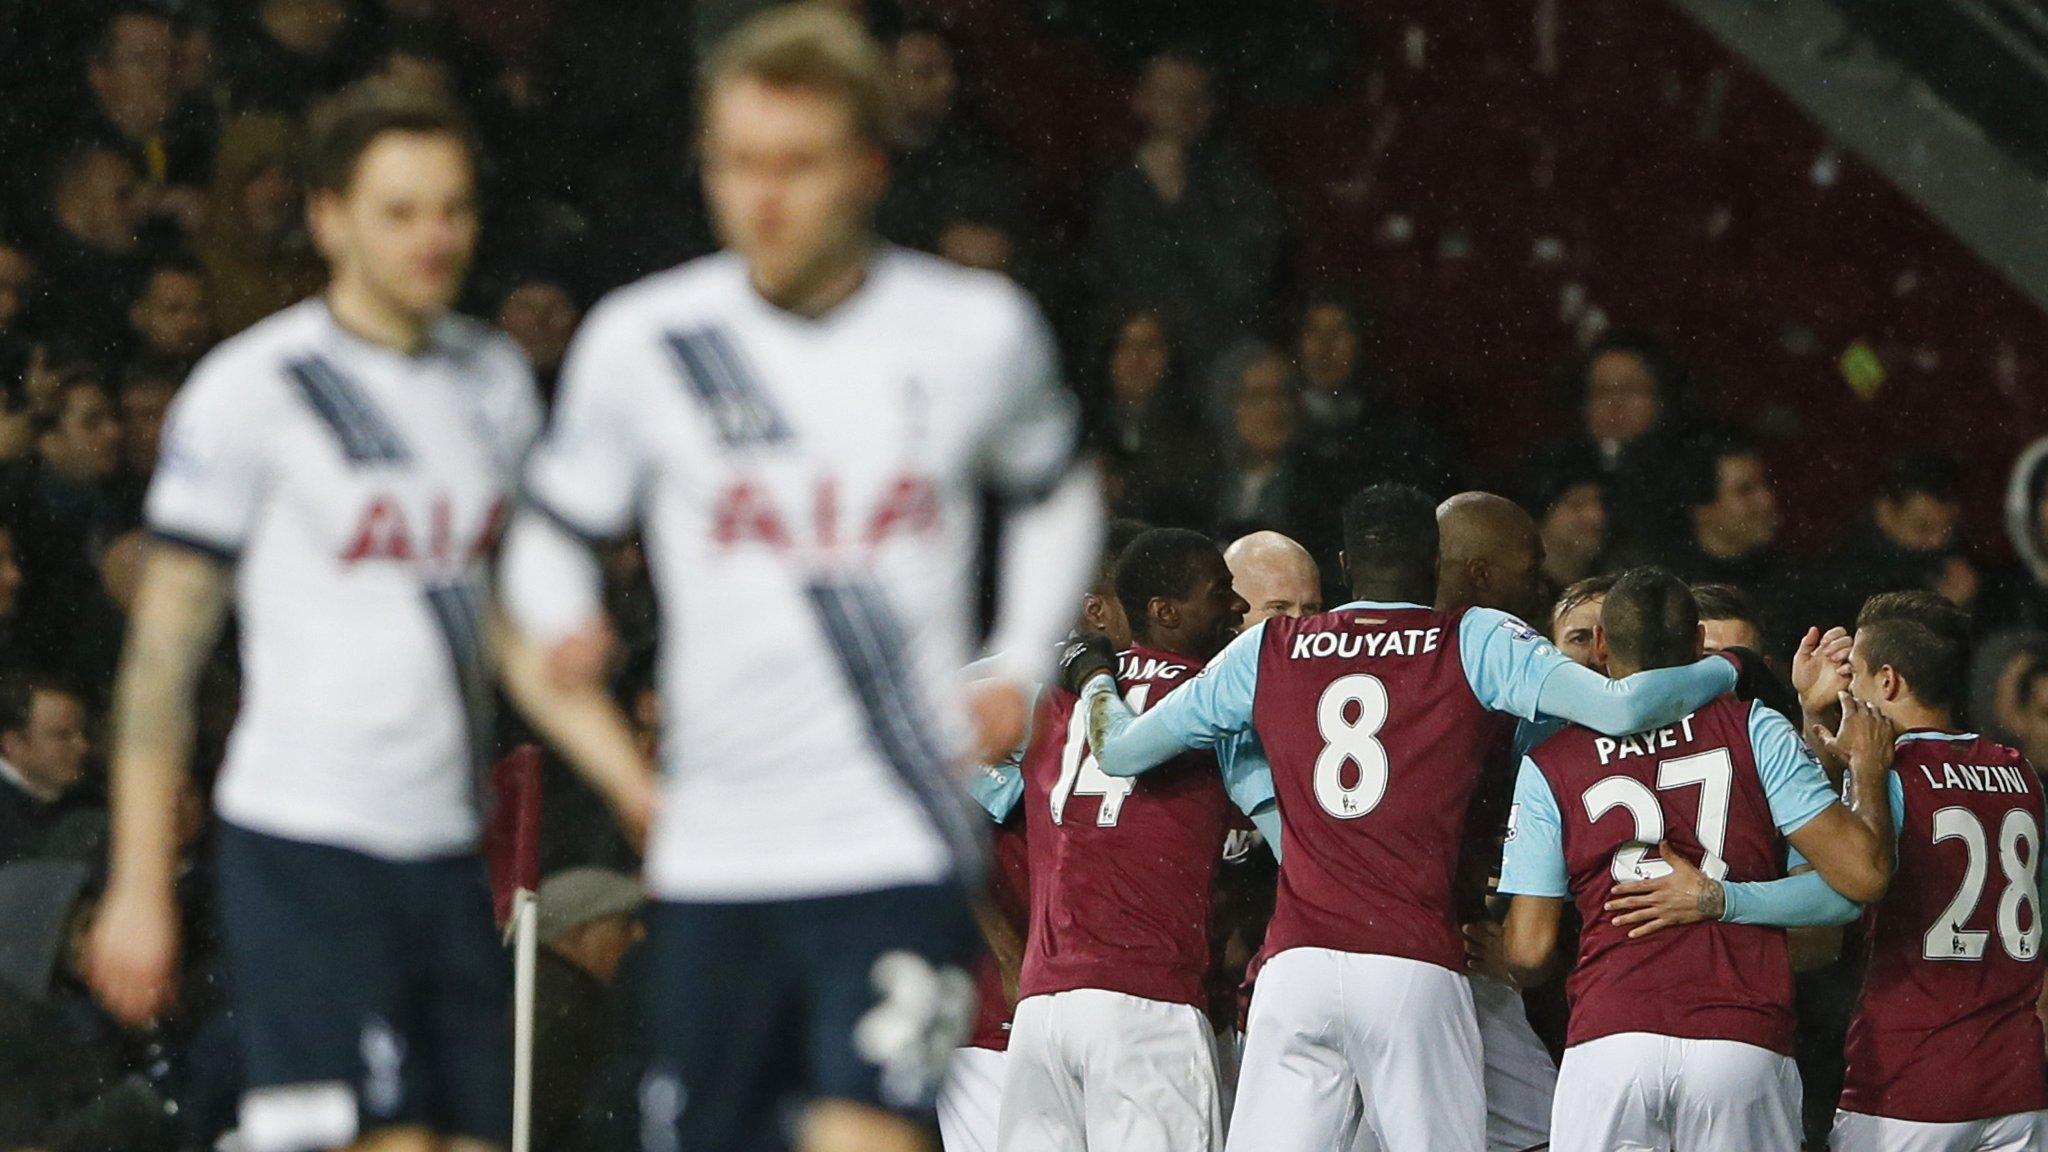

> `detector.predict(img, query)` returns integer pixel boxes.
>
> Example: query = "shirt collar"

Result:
[1334,599,1431,612]
[1895,728,1978,746]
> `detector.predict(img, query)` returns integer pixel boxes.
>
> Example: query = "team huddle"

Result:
[66,5,2047,1152]
[943,487,2048,1152]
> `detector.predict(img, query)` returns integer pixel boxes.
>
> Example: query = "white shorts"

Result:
[936,1046,1004,1152]
[1340,975,1555,1152]
[1552,1031,1801,1152]
[998,988,1223,1152]
[1224,948,1484,1152]
[1832,1108,2048,1152]
[1472,974,1558,1152]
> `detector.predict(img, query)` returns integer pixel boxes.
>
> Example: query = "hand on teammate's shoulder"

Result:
[1056,633,1117,696]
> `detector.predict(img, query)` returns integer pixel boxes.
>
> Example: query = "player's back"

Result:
[1841,731,2048,1124]
[1019,646,1231,1008]
[1528,695,1795,1054]
[1248,604,1516,972]
[533,248,1074,902]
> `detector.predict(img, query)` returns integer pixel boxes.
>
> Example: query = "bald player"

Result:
[1431,492,1562,1152]
[1225,531,1324,628]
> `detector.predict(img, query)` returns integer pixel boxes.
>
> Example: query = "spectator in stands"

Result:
[0,676,98,866]
[0,856,188,1152]
[368,31,460,100]
[1514,441,1608,597]
[221,0,359,115]
[1094,49,1282,367]
[125,256,215,370]
[16,378,127,690]
[1643,431,1805,650]
[1291,290,1457,500]
[197,115,324,335]
[69,6,213,237]
[110,362,179,523]
[1550,574,1614,671]
[31,145,146,355]
[2000,654,2048,770]
[493,273,580,404]
[1211,344,1314,543]
[1818,452,1973,624]
[1089,306,1215,531]
[877,22,1017,252]
[0,240,34,399]
[1527,335,1691,551]
[0,239,33,339]
[533,867,644,1152]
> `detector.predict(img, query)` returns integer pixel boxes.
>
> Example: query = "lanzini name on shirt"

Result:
[1919,761,2036,794]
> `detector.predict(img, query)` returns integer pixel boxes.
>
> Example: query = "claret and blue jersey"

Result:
[1082,601,1738,973]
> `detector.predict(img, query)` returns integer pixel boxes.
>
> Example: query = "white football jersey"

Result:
[511,248,1089,901]
[147,299,541,859]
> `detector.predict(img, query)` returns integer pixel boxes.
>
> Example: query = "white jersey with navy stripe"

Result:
[514,248,1083,901]
[147,298,541,859]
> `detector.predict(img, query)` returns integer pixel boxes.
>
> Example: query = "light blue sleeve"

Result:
[1091,622,1265,777]
[1721,870,1864,927]
[963,755,1025,821]
[1217,731,1277,818]
[1748,700,1837,836]
[1250,804,1284,864]
[1892,770,1906,841]
[1498,758,1570,898]
[1460,608,1739,733]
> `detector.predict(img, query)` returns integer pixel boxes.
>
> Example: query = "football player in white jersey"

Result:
[495,8,1100,1152]
[87,83,541,1152]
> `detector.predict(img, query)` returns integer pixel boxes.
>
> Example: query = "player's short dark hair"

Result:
[1340,484,1438,576]
[1877,452,1962,507]
[304,80,477,195]
[1602,568,1700,672]
[1115,528,1220,641]
[1856,591,1970,711]
[1678,429,1761,510]
[1094,518,1150,595]
[1551,573,1617,630]
[1688,582,1755,625]
[0,672,80,740]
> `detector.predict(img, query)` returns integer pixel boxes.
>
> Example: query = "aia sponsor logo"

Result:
[341,495,506,570]
[710,474,940,553]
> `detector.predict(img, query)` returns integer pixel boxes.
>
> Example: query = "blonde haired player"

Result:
[496,7,1101,1152]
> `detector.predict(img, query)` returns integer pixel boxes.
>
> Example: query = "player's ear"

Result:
[1880,663,1905,703]
[1592,623,1611,669]
[1149,595,1177,632]
[1695,621,1707,659]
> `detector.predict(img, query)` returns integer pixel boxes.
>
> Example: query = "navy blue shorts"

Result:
[638,884,979,1152]
[214,822,511,1151]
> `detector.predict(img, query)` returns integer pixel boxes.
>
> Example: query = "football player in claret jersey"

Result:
[938,517,1146,1152]
[1001,529,1268,1152]
[1065,485,1754,1152]
[495,8,1101,1152]
[1496,570,1896,1152]
[1829,593,2048,1150]
[87,83,539,1152]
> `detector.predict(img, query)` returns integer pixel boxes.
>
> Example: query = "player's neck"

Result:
[325,280,433,354]
[753,240,874,319]
[1885,697,1953,734]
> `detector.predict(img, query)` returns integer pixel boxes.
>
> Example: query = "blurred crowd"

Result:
[5,3,2048,1152]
